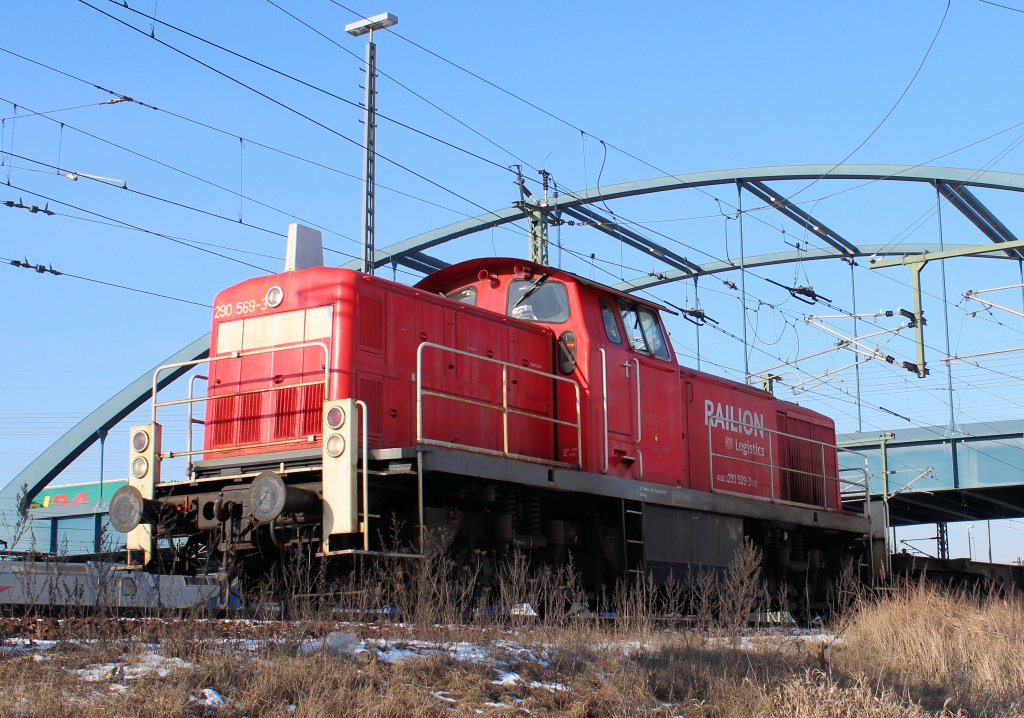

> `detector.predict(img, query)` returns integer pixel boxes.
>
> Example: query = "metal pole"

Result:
[936,521,948,560]
[360,30,378,274]
[694,288,702,371]
[878,432,894,550]
[97,428,107,501]
[934,184,956,431]
[736,182,750,380]
[1018,260,1024,331]
[849,261,863,431]
[987,519,993,563]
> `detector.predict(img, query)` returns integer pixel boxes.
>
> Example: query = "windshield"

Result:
[506,279,570,322]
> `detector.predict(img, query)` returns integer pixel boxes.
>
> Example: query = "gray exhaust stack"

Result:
[285,223,324,271]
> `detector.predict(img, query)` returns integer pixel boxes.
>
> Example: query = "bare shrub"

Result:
[495,548,537,628]
[759,669,967,718]
[718,539,763,635]
[415,529,481,629]
[612,571,658,636]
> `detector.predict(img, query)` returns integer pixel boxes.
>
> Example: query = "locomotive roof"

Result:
[414,257,672,314]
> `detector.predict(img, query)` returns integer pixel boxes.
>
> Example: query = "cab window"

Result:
[506,277,570,322]
[638,307,670,360]
[618,301,671,360]
[600,298,622,344]
[446,286,477,305]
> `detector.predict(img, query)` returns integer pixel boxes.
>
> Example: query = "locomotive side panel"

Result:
[684,371,779,499]
[504,324,557,460]
[633,358,685,485]
[376,281,557,461]
[378,285,449,449]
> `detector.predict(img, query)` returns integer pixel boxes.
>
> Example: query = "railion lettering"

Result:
[703,399,765,438]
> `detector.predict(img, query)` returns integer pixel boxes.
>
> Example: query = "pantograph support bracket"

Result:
[869,239,1024,378]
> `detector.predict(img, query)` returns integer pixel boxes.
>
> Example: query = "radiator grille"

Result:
[274,387,298,440]
[780,417,824,507]
[359,378,384,434]
[358,297,385,351]
[237,392,263,444]
[209,394,237,446]
[299,384,323,437]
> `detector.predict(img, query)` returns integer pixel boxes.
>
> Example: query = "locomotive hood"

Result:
[415,257,673,314]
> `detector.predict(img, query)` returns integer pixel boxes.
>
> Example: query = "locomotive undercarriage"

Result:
[123,446,868,616]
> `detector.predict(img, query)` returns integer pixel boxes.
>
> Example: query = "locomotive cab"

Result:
[112,229,872,601]
[416,259,685,481]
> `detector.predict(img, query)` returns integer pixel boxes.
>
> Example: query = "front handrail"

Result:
[415,342,582,467]
[150,341,331,474]
[185,374,207,468]
[355,399,370,552]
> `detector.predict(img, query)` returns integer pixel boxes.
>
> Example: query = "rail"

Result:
[707,419,870,515]
[415,342,582,467]
[150,341,331,479]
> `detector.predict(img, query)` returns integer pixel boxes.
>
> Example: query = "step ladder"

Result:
[622,499,645,577]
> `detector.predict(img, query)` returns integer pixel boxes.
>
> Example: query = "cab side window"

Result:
[637,307,670,360]
[600,298,622,344]
[446,286,477,305]
[618,301,671,360]
[619,303,648,353]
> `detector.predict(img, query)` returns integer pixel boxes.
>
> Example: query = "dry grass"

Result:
[834,582,1024,716]
[4,553,1024,717]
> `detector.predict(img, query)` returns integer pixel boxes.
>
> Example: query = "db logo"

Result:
[725,437,734,449]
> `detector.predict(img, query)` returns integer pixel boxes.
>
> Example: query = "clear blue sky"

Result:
[4,0,1024,559]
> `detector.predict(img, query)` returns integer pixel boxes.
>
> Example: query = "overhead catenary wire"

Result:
[83,0,535,220]
[102,0,528,179]
[6,149,290,239]
[262,0,540,175]
[783,0,952,202]
[3,181,274,273]
[978,0,1024,14]
[0,89,363,249]
[2,195,290,263]
[0,46,496,223]
[1,254,211,307]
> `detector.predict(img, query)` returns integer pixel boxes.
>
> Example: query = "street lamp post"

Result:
[346,12,399,276]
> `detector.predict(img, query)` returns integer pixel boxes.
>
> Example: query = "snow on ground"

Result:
[493,670,568,692]
[0,638,59,653]
[190,687,226,708]
[0,625,837,715]
[75,651,192,682]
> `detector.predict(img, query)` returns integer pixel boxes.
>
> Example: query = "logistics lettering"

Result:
[704,399,765,438]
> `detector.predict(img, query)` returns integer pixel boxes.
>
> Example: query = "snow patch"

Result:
[76,652,192,682]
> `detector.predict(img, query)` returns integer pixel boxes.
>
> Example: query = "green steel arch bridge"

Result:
[8,164,1024,555]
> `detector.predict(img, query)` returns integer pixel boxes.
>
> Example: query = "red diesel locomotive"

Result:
[111,229,871,598]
